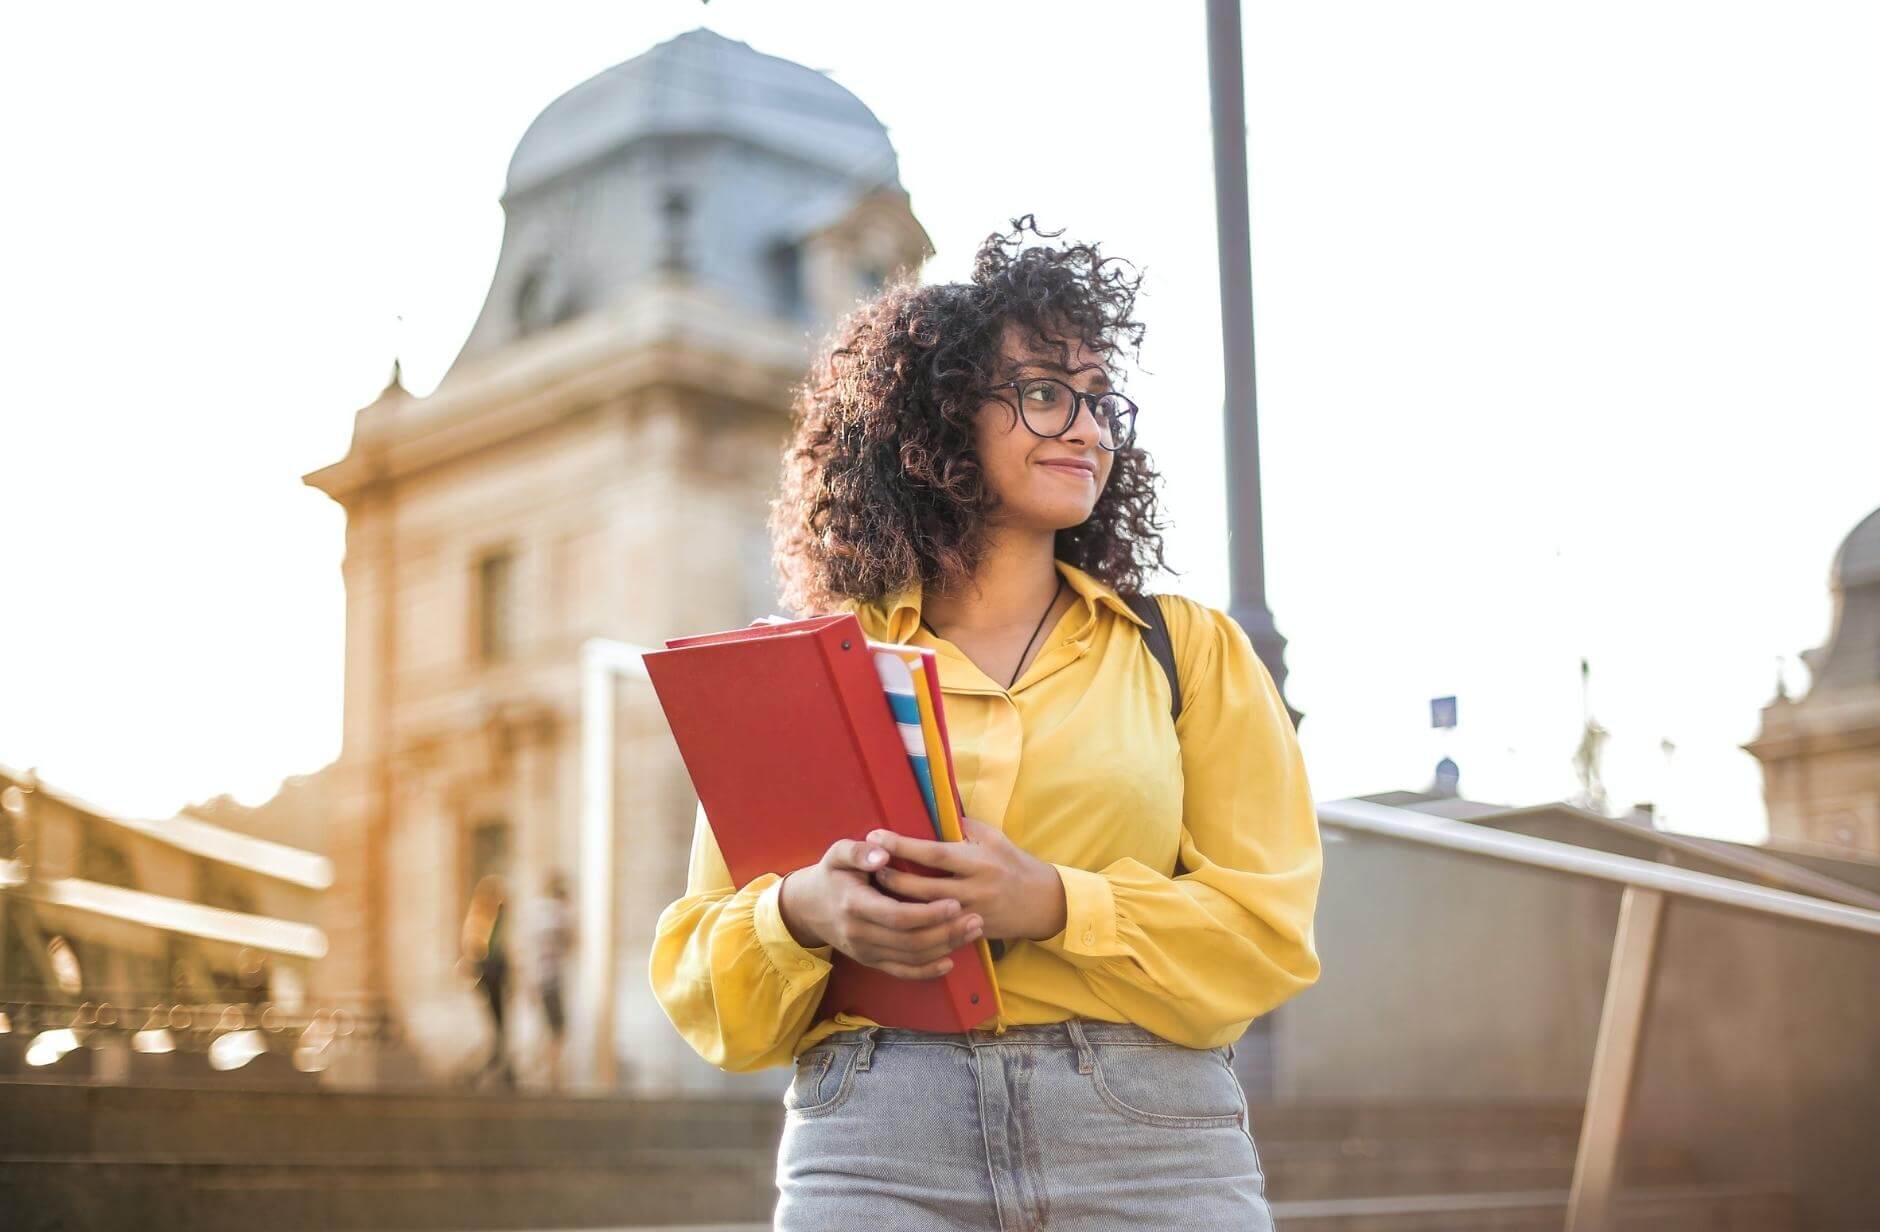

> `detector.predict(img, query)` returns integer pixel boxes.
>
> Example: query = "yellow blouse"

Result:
[649,558,1322,1071]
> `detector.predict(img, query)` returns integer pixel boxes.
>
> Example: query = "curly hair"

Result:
[768,215,1172,616]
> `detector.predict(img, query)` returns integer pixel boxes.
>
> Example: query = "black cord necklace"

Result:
[921,577,1066,689]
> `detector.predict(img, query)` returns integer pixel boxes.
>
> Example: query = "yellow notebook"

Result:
[908,662,1006,1021]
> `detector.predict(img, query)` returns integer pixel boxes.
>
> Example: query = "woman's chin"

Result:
[1033,503,1100,530]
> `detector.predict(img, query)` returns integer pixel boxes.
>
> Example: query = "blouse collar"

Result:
[862,558,1152,644]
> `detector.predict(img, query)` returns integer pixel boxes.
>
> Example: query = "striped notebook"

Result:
[871,646,943,838]
[869,640,1005,1017]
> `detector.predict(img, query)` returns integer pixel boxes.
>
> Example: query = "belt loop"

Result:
[1065,1019,1095,1075]
[855,1026,879,1072]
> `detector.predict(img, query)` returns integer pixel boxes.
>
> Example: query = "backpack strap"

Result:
[1123,593,1182,724]
[1124,592,1191,879]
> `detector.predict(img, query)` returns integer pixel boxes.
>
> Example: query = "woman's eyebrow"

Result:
[1011,359,1113,389]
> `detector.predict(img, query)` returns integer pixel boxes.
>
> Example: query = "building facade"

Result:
[303,30,930,1091]
[1747,504,1880,860]
[0,764,331,1079]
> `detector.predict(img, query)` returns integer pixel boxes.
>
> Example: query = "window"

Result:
[770,243,805,319]
[78,820,135,888]
[659,189,693,273]
[198,859,257,916]
[514,257,572,335]
[464,819,511,912]
[475,550,517,663]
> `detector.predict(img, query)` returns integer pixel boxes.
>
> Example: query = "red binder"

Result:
[644,612,999,1033]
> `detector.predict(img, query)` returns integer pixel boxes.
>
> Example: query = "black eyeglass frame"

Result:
[984,378,1139,452]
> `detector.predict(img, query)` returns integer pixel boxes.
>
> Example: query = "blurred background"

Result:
[1,3,1876,1230]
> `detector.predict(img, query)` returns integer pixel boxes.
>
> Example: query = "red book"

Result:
[644,612,999,1033]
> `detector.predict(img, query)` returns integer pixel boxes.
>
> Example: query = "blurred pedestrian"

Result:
[460,874,514,1087]
[531,871,576,1090]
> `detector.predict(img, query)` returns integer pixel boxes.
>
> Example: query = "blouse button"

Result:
[1081,929,1095,945]
[798,959,815,970]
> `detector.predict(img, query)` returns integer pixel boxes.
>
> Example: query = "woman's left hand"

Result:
[865,818,1068,943]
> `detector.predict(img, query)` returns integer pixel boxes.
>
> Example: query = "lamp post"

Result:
[1206,0,1300,729]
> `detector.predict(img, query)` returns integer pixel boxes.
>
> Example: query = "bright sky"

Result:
[3,2,1876,845]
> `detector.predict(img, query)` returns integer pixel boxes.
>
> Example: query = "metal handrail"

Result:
[0,996,396,1042]
[1317,797,1880,936]
[1315,796,1880,1232]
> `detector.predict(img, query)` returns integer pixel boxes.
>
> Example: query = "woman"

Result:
[530,871,576,1090]
[461,874,514,1088]
[650,217,1321,1230]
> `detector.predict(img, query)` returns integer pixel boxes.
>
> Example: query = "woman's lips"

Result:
[1038,460,1096,478]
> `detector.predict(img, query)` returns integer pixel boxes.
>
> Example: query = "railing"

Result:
[0,989,396,1075]
[1316,797,1880,1232]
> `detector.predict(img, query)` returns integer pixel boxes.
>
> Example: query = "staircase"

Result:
[0,1080,1798,1230]
[1249,1102,1796,1230]
[0,1080,779,1231]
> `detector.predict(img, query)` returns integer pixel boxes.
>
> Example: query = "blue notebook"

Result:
[871,646,944,839]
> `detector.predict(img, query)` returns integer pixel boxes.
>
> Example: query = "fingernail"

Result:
[938,959,954,973]
[866,849,885,866]
[967,928,983,943]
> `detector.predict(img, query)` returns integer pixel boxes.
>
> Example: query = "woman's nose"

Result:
[1062,395,1104,445]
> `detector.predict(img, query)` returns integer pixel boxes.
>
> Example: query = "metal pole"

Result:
[1206,0,1298,729]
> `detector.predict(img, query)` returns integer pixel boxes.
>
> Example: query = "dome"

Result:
[1831,504,1880,590]
[505,29,899,199]
[438,27,926,384]
[1798,502,1880,698]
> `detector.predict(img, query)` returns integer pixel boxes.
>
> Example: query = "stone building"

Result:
[0,764,330,1079]
[302,30,930,1090]
[1746,503,1880,859]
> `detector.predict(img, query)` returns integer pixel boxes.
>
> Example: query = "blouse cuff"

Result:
[754,876,835,989]
[1037,864,1124,959]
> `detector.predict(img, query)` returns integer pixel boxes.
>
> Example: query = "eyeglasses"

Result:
[985,377,1139,451]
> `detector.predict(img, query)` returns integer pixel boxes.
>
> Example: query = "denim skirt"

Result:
[774,1019,1273,1231]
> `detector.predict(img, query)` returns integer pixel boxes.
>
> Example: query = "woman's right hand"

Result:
[777,837,983,979]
